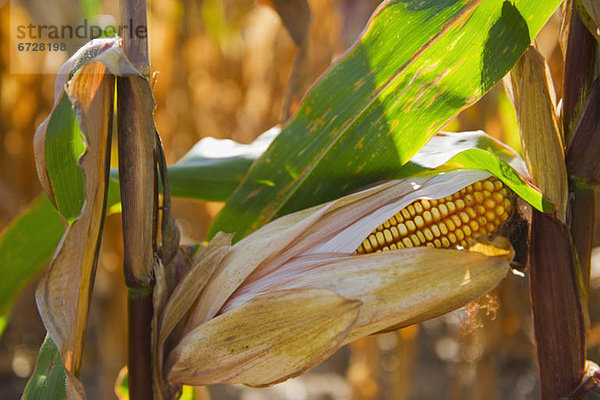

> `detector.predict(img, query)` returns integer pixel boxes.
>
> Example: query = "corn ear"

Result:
[357,177,512,253]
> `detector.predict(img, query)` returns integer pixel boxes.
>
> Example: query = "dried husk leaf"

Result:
[167,288,361,387]
[184,201,335,330]
[153,234,231,399]
[167,238,510,388]
[187,171,484,329]
[510,46,568,221]
[158,233,231,354]
[166,168,516,389]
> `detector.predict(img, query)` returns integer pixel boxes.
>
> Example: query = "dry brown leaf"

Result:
[260,0,312,120]
[32,40,117,216]
[116,74,157,287]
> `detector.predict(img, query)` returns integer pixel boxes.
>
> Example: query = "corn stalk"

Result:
[118,0,156,398]
[528,4,599,398]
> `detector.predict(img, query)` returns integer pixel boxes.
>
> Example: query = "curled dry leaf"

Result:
[162,169,513,388]
[35,47,117,377]
[31,38,149,395]
[32,40,117,213]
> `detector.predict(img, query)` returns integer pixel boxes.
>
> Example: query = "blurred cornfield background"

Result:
[1,0,600,399]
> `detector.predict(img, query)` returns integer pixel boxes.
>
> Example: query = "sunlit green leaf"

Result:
[209,0,561,241]
[109,127,278,202]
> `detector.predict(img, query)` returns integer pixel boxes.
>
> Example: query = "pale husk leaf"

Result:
[227,245,511,343]
[512,46,568,220]
[184,202,331,329]
[167,288,361,387]
[185,177,398,329]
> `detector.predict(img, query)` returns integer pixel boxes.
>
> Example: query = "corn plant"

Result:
[1,0,599,398]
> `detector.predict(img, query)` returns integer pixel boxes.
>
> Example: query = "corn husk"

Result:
[161,169,513,388]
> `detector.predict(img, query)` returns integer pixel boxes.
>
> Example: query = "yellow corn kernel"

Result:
[356,177,513,254]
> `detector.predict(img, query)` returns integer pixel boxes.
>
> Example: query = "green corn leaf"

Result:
[394,131,552,212]
[166,127,278,201]
[208,0,561,241]
[22,335,68,400]
[0,179,119,338]
[109,128,278,202]
[22,334,87,399]
[0,197,64,336]
[44,94,86,222]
